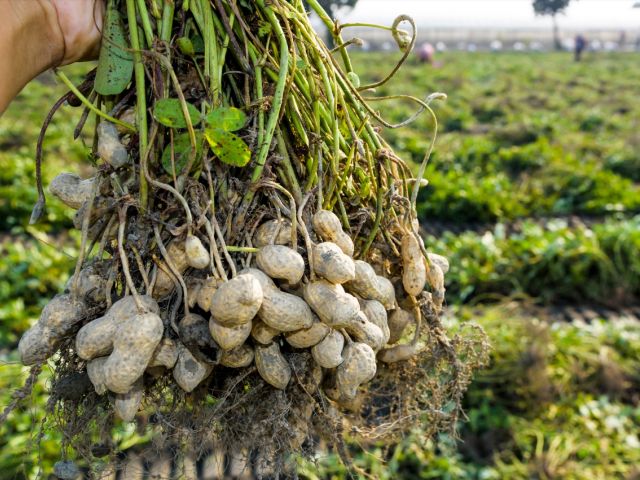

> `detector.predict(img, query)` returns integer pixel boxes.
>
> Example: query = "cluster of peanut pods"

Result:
[18,124,449,422]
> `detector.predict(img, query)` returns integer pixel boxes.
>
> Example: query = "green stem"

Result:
[226,246,259,253]
[160,0,175,43]
[305,0,353,72]
[54,70,135,131]
[238,1,290,216]
[126,0,149,209]
[135,0,155,47]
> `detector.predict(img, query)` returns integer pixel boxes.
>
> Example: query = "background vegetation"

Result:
[1,51,639,479]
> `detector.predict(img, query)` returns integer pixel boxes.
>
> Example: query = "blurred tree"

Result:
[532,0,573,50]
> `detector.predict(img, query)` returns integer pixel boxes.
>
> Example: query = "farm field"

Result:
[1,52,639,478]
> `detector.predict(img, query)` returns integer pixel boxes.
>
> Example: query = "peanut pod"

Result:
[312,210,354,256]
[153,240,189,298]
[388,309,414,344]
[345,261,395,309]
[185,234,210,269]
[312,242,356,284]
[360,299,390,345]
[173,345,213,392]
[336,342,377,400]
[49,173,98,210]
[256,244,305,284]
[255,342,291,390]
[103,312,164,394]
[114,378,143,422]
[210,274,263,327]
[243,268,314,332]
[253,218,292,248]
[303,280,360,329]
[378,344,419,363]
[209,318,252,351]
[311,329,344,368]
[401,233,426,297]
[285,318,330,348]
[19,293,87,365]
[76,295,159,360]
[251,320,281,345]
[220,344,254,368]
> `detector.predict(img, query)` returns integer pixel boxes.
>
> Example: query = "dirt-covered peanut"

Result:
[148,338,179,369]
[253,218,292,248]
[97,122,128,168]
[251,320,281,344]
[114,378,143,422]
[256,245,305,284]
[173,345,213,392]
[179,312,219,363]
[76,295,159,360]
[49,173,98,209]
[285,318,330,348]
[312,242,356,284]
[401,232,426,297]
[376,276,396,310]
[258,287,314,332]
[220,344,254,368]
[210,274,263,327]
[388,309,413,344]
[255,342,291,390]
[345,261,395,309]
[378,344,418,363]
[196,277,220,311]
[312,210,354,256]
[19,293,87,366]
[345,312,385,351]
[427,253,449,274]
[209,318,252,351]
[87,357,108,395]
[153,240,189,298]
[336,342,377,400]
[432,288,445,312]
[185,234,210,269]
[360,300,390,345]
[241,268,313,331]
[311,329,344,368]
[65,262,108,304]
[103,312,164,394]
[426,263,445,291]
[303,280,360,328]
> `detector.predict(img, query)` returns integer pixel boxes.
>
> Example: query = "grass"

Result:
[353,52,640,223]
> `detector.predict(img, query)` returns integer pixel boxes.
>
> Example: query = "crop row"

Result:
[427,216,640,306]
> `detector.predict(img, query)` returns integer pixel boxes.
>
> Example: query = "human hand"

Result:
[0,0,104,114]
[49,0,105,66]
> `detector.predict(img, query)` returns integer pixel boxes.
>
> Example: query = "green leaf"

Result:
[205,128,251,167]
[205,107,246,132]
[258,21,272,37]
[161,133,203,176]
[94,0,133,96]
[153,99,201,129]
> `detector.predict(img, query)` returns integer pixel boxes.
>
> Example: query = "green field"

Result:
[1,52,639,478]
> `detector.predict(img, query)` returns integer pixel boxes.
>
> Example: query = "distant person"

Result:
[574,34,587,61]
[619,31,627,49]
[417,43,435,65]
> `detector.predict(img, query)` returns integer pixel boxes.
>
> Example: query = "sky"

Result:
[339,0,640,30]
